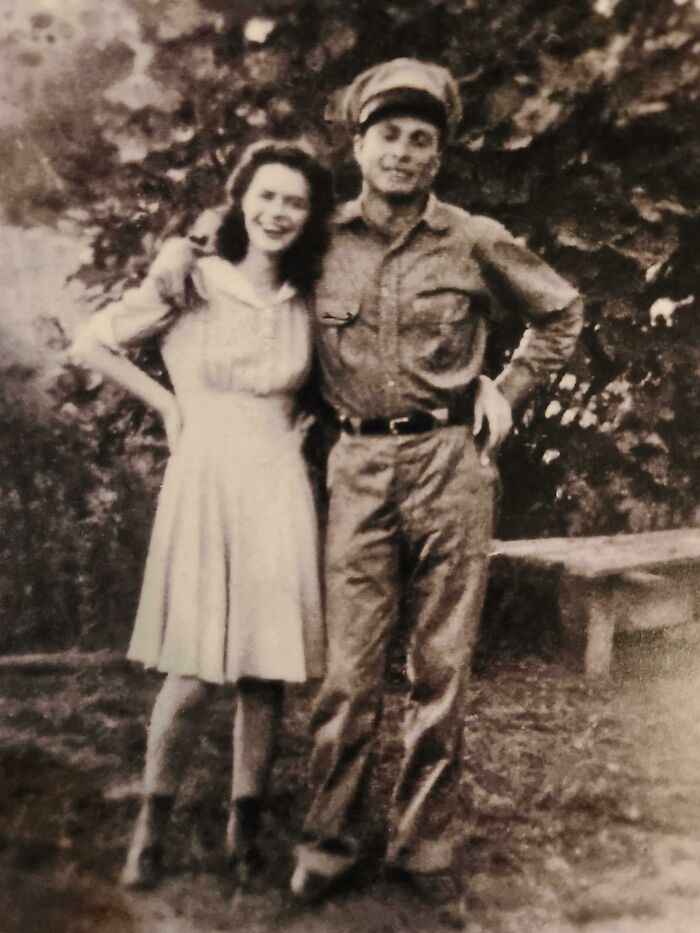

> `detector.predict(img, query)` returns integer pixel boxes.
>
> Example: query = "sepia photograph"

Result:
[1,1,699,930]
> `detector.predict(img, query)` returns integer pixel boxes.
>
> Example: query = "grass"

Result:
[2,632,700,930]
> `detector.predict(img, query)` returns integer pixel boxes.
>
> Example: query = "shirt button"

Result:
[387,378,395,387]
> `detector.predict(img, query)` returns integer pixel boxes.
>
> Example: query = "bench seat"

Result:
[490,529,700,677]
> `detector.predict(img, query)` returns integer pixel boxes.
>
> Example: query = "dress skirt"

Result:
[127,389,324,684]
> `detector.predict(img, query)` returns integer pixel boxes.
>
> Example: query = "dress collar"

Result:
[198,256,297,308]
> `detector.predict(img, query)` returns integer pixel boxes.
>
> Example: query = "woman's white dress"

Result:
[73,256,324,684]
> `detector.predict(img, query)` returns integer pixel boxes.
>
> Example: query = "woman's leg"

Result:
[143,674,214,795]
[226,677,284,866]
[122,673,214,888]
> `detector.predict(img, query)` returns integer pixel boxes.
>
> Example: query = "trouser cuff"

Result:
[386,836,456,875]
[294,841,357,880]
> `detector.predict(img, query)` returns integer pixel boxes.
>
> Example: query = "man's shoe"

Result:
[289,863,335,902]
[385,866,468,929]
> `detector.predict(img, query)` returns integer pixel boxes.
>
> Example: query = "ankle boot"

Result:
[120,794,174,889]
[225,797,264,885]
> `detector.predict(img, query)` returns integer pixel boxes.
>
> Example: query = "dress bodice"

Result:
[72,256,313,410]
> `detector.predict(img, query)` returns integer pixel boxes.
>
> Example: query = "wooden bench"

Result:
[490,529,700,677]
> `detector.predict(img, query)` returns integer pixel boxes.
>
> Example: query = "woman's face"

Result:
[241,162,311,256]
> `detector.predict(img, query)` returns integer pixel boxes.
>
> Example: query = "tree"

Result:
[1,0,699,647]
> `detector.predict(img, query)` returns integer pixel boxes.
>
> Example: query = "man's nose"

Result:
[392,137,412,159]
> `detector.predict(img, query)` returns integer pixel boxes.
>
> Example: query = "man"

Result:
[151,57,583,921]
[287,58,583,913]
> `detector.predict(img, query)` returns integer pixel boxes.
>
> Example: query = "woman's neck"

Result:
[236,246,282,297]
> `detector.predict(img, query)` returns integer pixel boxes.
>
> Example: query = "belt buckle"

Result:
[388,416,410,435]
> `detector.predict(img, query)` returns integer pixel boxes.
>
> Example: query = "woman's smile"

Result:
[242,163,311,255]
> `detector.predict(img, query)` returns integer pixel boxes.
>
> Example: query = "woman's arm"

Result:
[73,333,182,452]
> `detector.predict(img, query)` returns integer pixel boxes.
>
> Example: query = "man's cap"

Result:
[336,58,462,139]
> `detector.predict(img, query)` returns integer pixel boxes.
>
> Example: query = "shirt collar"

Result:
[199,256,297,308]
[333,192,451,233]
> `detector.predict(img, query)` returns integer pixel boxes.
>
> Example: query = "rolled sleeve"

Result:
[495,296,584,408]
[70,279,177,365]
[474,220,583,408]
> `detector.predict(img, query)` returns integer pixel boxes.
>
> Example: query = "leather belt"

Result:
[338,409,447,436]
[337,387,476,437]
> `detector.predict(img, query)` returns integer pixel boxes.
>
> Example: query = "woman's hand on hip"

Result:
[293,412,316,447]
[161,396,184,454]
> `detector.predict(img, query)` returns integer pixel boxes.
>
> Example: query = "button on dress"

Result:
[72,256,324,684]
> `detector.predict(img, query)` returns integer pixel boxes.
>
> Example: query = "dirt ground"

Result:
[2,632,700,933]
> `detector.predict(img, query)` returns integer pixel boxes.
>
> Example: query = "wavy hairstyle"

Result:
[216,140,334,295]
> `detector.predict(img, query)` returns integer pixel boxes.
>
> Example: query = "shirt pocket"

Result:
[314,297,361,328]
[409,282,471,328]
[405,280,474,372]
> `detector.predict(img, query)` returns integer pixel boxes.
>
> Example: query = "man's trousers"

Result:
[297,425,496,878]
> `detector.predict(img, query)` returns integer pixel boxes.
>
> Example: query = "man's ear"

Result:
[352,133,364,163]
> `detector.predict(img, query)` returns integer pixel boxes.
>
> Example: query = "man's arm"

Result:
[474,218,584,411]
[494,296,584,410]
[149,206,225,303]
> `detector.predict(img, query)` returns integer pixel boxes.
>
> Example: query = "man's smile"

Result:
[382,165,414,180]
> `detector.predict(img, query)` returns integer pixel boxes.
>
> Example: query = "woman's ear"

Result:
[352,133,364,163]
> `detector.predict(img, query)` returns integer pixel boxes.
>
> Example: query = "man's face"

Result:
[353,115,442,201]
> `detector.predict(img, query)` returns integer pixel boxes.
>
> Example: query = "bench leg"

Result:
[560,578,616,678]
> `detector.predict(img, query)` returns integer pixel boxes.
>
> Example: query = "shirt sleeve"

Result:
[70,211,222,366]
[69,277,178,364]
[472,218,584,409]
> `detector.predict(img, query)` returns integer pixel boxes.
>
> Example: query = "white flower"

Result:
[645,261,663,283]
[559,373,577,391]
[244,17,276,44]
[544,401,562,418]
[649,297,677,326]
[542,449,561,464]
[172,127,195,143]
[649,295,694,326]
[594,0,620,15]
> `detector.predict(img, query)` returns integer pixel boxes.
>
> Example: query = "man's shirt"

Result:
[313,193,583,419]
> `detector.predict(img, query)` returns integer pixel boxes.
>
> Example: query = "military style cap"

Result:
[337,58,462,139]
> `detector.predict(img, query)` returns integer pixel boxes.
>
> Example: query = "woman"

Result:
[71,140,334,889]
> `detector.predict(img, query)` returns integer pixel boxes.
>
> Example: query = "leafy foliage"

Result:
[2,0,699,647]
[0,381,158,652]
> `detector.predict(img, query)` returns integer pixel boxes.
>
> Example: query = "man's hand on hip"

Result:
[473,375,513,460]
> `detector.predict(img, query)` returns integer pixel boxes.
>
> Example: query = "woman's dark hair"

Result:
[216,140,334,294]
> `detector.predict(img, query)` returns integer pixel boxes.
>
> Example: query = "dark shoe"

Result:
[230,842,265,889]
[226,798,265,887]
[120,795,174,890]
[385,866,468,929]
